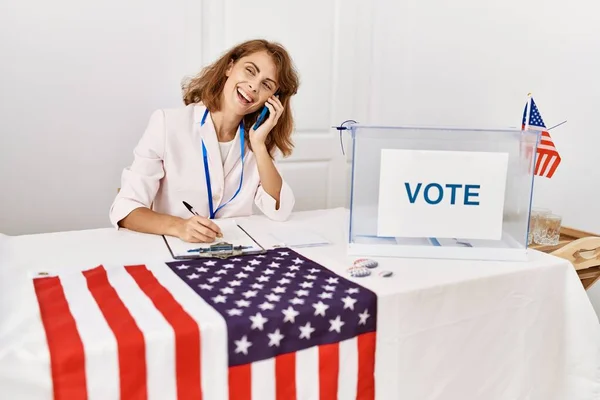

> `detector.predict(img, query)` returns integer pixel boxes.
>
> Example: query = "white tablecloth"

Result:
[1,208,599,399]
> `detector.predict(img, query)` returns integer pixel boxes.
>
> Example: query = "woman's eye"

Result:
[246,67,255,75]
[263,82,271,90]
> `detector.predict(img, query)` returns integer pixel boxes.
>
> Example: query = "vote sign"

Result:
[377,149,509,240]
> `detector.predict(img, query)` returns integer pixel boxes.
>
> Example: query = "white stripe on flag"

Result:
[541,155,558,177]
[105,266,177,400]
[147,261,229,400]
[339,337,359,400]
[251,357,276,400]
[536,154,548,175]
[60,272,119,400]
[537,143,557,151]
[296,344,319,399]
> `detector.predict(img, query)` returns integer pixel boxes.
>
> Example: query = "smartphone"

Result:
[252,92,279,130]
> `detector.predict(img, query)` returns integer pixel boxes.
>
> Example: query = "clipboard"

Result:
[162,221,267,260]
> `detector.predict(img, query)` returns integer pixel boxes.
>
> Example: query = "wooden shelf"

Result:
[530,226,600,290]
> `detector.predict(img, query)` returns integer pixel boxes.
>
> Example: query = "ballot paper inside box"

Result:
[344,123,540,261]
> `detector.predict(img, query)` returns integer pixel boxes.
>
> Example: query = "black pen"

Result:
[182,201,199,216]
[182,200,223,238]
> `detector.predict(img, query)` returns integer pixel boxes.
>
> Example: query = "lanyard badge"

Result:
[200,108,245,218]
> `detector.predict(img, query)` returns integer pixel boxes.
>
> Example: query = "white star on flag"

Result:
[299,322,315,339]
[242,290,258,299]
[249,312,268,331]
[265,293,281,302]
[236,299,251,308]
[268,329,284,347]
[359,309,370,325]
[258,302,274,311]
[221,287,235,295]
[312,301,329,316]
[282,306,300,323]
[234,336,252,355]
[329,316,345,333]
[342,296,357,310]
[212,295,227,304]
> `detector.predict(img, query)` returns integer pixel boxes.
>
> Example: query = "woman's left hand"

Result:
[249,95,284,149]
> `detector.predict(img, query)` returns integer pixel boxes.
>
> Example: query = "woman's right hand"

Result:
[176,216,223,243]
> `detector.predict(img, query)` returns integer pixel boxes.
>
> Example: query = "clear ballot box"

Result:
[345,123,540,261]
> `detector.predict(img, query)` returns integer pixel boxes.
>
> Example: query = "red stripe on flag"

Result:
[126,265,202,400]
[275,351,296,400]
[546,154,560,178]
[33,277,87,400]
[318,342,339,399]
[228,364,251,400]
[83,266,147,400]
[539,152,553,176]
[356,332,376,400]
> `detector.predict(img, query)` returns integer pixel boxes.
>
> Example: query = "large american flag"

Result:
[521,97,562,178]
[32,248,377,399]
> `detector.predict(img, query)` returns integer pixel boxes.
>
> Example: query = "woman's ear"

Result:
[225,60,234,77]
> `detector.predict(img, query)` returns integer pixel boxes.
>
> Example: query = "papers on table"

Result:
[162,219,262,258]
[269,225,331,248]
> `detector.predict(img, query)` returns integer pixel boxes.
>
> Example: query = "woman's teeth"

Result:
[237,88,252,104]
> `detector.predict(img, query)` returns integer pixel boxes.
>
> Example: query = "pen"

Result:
[182,200,223,238]
[182,201,199,216]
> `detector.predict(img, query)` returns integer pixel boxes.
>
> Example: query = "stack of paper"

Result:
[269,225,330,248]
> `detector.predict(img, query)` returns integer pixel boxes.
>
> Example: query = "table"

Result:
[530,226,600,290]
[1,208,599,400]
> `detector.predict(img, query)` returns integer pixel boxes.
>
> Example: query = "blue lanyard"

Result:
[200,108,245,218]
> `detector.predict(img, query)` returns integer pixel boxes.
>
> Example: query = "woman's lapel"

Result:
[195,105,225,190]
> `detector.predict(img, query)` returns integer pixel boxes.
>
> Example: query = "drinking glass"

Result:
[534,213,562,245]
[528,207,551,245]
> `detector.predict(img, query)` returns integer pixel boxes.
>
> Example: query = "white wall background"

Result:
[1,0,600,311]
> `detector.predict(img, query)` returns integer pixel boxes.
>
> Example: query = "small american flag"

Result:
[521,97,562,178]
[32,248,377,399]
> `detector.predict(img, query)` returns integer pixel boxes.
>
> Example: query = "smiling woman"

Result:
[109,39,301,243]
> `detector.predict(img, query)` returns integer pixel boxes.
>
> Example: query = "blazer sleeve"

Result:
[254,159,295,222]
[109,109,166,228]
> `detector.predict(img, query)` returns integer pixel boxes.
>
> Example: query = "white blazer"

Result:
[109,103,295,228]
